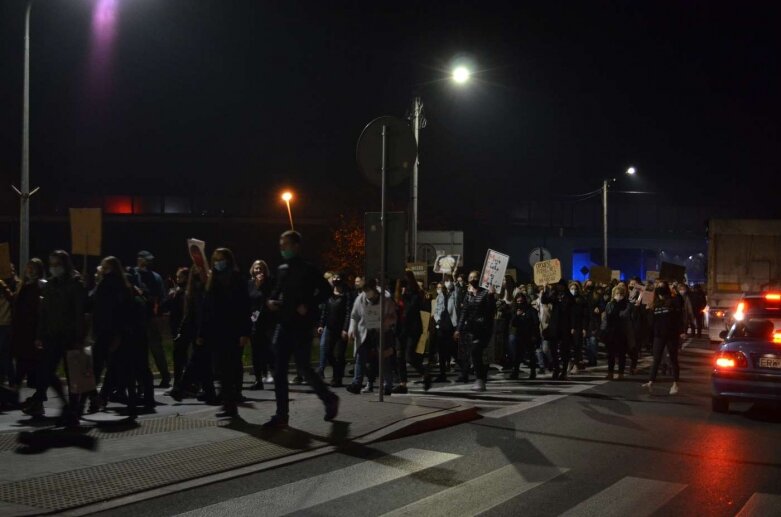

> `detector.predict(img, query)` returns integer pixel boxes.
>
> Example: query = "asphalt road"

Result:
[93,345,781,517]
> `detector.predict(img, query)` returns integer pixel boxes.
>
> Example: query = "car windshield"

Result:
[728,319,776,341]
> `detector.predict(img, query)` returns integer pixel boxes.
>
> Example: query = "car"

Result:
[711,318,781,413]
[708,292,781,342]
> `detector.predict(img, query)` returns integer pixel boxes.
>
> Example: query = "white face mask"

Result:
[444,281,453,290]
[570,288,577,296]
[615,295,624,301]
[437,288,443,295]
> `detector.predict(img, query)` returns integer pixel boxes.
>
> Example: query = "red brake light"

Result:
[774,332,781,344]
[715,351,748,369]
[766,293,781,301]
[734,302,746,321]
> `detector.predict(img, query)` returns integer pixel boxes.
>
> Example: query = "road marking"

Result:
[381,463,568,517]
[735,493,781,517]
[175,448,460,517]
[481,381,606,419]
[558,476,686,517]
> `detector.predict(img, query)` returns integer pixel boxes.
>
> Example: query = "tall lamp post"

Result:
[602,166,637,266]
[408,65,471,262]
[281,191,295,231]
[15,1,35,271]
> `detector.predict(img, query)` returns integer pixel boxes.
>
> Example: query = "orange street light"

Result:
[281,191,294,230]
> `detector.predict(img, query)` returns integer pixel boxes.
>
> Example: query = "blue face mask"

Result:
[281,249,296,260]
[214,260,228,272]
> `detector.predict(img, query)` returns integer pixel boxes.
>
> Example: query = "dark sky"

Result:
[1,0,780,221]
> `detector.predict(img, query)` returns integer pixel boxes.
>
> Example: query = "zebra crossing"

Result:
[403,374,607,418]
[173,447,781,517]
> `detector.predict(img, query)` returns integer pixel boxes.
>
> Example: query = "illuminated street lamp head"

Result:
[452,66,471,84]
[281,191,293,203]
[626,166,637,175]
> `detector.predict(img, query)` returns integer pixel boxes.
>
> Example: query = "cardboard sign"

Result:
[70,208,102,257]
[640,290,655,307]
[646,271,659,284]
[533,259,562,286]
[433,254,460,275]
[364,303,381,330]
[480,249,510,291]
[0,243,11,279]
[611,270,621,281]
[187,238,210,273]
[589,266,612,285]
[659,262,686,283]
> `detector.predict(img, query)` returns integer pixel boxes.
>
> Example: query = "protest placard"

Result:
[612,270,621,281]
[433,254,460,275]
[589,266,612,285]
[480,249,510,291]
[0,243,11,279]
[640,290,655,307]
[187,238,209,272]
[533,258,562,286]
[646,271,659,284]
[70,208,102,257]
[659,262,686,283]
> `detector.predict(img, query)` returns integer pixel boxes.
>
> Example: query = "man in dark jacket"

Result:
[454,270,495,391]
[317,273,351,387]
[541,280,575,380]
[265,231,339,428]
[133,250,171,388]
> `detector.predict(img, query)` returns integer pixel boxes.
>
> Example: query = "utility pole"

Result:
[409,96,423,262]
[18,1,33,270]
[602,179,609,267]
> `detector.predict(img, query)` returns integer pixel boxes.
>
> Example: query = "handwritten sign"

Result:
[533,258,562,286]
[365,303,381,330]
[480,249,510,291]
[611,270,621,281]
[70,208,102,257]
[640,290,655,306]
[0,243,11,279]
[433,254,460,275]
[589,266,612,285]
[187,238,209,272]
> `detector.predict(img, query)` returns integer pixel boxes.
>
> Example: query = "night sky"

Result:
[1,0,780,222]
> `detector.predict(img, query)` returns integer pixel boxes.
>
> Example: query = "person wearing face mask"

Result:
[133,250,171,389]
[346,279,397,394]
[197,248,252,419]
[541,279,576,380]
[602,285,633,380]
[429,282,458,383]
[9,259,46,400]
[642,286,681,395]
[392,270,431,393]
[508,293,540,380]
[264,231,338,429]
[21,251,86,426]
[454,270,496,391]
[247,260,274,390]
[317,273,350,387]
[585,287,605,367]
[568,281,589,374]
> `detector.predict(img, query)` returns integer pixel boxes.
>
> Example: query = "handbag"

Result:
[66,347,97,394]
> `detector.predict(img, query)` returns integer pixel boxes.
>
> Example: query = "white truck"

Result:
[706,219,781,341]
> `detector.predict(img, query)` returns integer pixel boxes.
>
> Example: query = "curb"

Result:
[56,404,478,517]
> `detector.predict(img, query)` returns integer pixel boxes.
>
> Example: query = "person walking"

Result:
[508,292,540,380]
[0,266,18,386]
[248,260,274,390]
[133,250,171,388]
[569,281,589,373]
[429,281,457,383]
[264,231,339,429]
[541,280,575,380]
[163,267,189,394]
[198,248,252,419]
[317,273,350,387]
[642,286,681,395]
[393,270,431,394]
[454,271,495,391]
[21,251,86,426]
[603,284,632,380]
[346,279,396,395]
[9,259,46,396]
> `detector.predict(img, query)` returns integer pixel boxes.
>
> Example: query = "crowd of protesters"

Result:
[0,232,704,428]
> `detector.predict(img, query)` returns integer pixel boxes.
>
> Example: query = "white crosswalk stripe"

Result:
[558,476,687,517]
[381,463,569,517]
[174,448,460,517]
[735,493,781,517]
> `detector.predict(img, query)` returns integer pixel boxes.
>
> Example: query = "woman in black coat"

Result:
[198,248,251,418]
[392,270,430,394]
[603,285,632,380]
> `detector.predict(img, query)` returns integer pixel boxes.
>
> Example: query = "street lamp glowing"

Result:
[281,191,294,230]
[626,166,637,175]
[281,191,293,202]
[452,66,470,84]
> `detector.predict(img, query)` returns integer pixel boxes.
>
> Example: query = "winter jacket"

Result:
[10,280,45,360]
[199,270,252,345]
[270,257,330,328]
[457,287,495,341]
[603,298,632,344]
[248,278,274,334]
[398,291,424,339]
[510,303,540,346]
[349,291,396,345]
[541,288,575,341]
[433,291,458,330]
[320,291,351,333]
[37,274,86,346]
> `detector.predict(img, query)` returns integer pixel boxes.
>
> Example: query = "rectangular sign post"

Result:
[533,258,562,286]
[480,249,510,291]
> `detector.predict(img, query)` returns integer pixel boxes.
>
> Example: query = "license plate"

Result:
[759,357,781,369]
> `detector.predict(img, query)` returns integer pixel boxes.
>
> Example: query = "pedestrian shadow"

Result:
[15,427,98,455]
[223,418,352,451]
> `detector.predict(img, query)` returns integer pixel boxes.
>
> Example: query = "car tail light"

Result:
[774,332,781,344]
[715,351,748,369]
[734,302,746,321]
[765,293,781,301]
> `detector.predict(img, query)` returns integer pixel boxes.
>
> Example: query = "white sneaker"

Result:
[641,381,653,395]
[361,383,374,394]
[471,380,486,392]
[669,383,679,395]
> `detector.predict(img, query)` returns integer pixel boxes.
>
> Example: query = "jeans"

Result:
[319,328,347,382]
[353,332,393,390]
[649,337,680,382]
[550,336,572,376]
[458,332,487,382]
[0,326,14,385]
[272,324,333,418]
[536,340,552,371]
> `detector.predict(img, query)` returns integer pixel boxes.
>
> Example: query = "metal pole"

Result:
[602,179,608,267]
[285,201,295,231]
[379,124,388,402]
[20,0,32,271]
[409,96,421,262]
